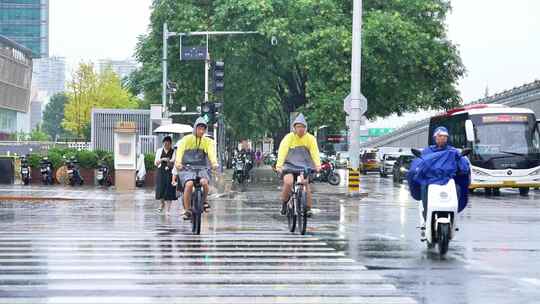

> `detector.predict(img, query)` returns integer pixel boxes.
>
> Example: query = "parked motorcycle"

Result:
[312,159,341,186]
[20,156,31,185]
[65,156,84,186]
[39,157,54,185]
[96,160,112,187]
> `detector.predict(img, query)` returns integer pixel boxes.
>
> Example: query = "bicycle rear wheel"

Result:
[297,190,308,235]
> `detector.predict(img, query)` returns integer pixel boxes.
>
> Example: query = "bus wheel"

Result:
[519,187,530,196]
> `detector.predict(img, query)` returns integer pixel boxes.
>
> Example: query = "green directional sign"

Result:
[368,128,394,137]
[359,136,370,143]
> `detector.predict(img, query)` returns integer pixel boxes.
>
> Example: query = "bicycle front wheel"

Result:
[287,199,296,233]
[191,189,203,235]
[297,190,308,235]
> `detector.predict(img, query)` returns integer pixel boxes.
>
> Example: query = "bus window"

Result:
[532,122,540,152]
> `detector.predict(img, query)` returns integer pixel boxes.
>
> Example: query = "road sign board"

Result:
[181,46,207,61]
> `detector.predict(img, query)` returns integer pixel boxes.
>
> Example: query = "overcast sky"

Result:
[49,0,540,127]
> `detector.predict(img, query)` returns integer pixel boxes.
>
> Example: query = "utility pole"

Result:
[347,0,367,196]
[162,23,169,119]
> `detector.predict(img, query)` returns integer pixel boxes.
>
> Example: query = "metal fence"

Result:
[139,135,157,155]
[91,109,152,152]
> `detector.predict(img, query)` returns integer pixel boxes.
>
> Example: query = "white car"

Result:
[335,152,349,168]
[380,154,400,178]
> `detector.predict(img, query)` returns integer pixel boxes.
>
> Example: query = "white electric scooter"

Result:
[411,148,470,256]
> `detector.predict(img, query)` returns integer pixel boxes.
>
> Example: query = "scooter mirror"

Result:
[465,119,475,143]
[411,149,422,158]
[461,148,472,157]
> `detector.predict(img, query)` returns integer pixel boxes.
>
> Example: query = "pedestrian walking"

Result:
[154,136,177,214]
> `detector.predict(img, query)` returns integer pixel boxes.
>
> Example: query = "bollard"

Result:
[348,168,360,195]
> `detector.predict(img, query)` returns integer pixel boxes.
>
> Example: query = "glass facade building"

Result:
[0,0,49,58]
[0,35,33,138]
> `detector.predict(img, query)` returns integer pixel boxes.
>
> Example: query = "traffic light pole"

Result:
[162,26,268,171]
[204,34,210,103]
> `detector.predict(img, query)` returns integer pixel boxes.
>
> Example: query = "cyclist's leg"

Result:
[280,174,294,214]
[281,174,294,202]
[201,178,211,210]
[305,182,313,209]
[183,181,194,211]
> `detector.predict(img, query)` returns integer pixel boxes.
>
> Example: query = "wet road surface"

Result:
[0,168,539,303]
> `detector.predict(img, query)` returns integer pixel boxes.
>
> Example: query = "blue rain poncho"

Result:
[407,145,471,212]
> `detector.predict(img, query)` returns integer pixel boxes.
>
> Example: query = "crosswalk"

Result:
[0,191,416,303]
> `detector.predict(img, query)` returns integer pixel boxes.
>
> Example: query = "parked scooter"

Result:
[20,155,31,185]
[312,159,340,186]
[96,160,112,187]
[40,157,54,185]
[135,153,146,187]
[410,148,471,256]
[65,156,84,186]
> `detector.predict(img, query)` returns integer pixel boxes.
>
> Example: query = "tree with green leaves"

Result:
[42,92,70,140]
[130,0,464,144]
[63,63,139,139]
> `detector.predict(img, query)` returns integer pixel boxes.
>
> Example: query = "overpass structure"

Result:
[360,80,540,149]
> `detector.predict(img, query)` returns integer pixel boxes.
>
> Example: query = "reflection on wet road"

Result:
[0,178,415,304]
[0,168,539,303]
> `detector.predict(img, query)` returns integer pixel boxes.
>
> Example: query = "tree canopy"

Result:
[42,92,70,140]
[63,63,138,139]
[129,0,464,141]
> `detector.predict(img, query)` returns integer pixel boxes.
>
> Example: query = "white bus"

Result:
[429,104,540,196]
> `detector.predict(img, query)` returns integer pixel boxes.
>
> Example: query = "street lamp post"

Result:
[347,0,367,196]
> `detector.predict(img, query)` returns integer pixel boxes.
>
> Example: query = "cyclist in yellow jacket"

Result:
[173,117,218,220]
[275,114,321,217]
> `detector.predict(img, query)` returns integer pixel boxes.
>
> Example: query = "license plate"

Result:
[503,181,517,186]
[41,169,47,173]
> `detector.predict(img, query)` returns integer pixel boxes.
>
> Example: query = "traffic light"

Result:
[200,102,223,125]
[212,60,225,93]
[201,102,214,124]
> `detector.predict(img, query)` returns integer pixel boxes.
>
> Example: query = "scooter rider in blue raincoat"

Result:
[407,126,471,237]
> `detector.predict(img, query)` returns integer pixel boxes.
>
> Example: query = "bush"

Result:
[27,154,41,169]
[77,150,98,169]
[145,153,156,171]
[94,150,114,169]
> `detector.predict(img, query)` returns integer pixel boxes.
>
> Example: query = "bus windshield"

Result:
[471,114,540,163]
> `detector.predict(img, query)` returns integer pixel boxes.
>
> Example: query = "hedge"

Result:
[26,148,112,170]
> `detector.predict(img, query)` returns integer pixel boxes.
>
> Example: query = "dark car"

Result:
[392,154,415,184]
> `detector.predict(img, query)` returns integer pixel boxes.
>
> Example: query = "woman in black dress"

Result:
[154,136,176,214]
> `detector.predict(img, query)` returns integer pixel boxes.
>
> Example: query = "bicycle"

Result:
[184,165,208,235]
[283,167,314,235]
